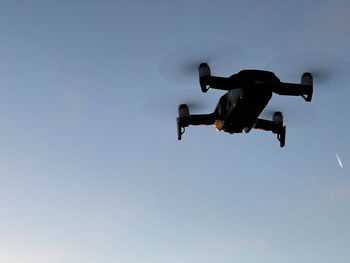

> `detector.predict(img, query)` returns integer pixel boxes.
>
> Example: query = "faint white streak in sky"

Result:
[335,152,343,168]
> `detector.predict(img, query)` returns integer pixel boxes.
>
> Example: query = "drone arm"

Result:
[254,118,286,147]
[177,113,216,140]
[208,76,233,91]
[254,118,281,132]
[179,113,216,126]
[274,72,313,102]
[274,82,307,95]
[199,63,241,92]
[200,76,233,92]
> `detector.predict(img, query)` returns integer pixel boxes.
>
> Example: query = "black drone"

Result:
[176,63,313,147]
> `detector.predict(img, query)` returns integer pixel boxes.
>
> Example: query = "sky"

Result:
[0,0,349,262]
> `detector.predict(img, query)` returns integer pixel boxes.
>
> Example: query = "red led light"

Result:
[199,124,206,126]
[257,128,264,131]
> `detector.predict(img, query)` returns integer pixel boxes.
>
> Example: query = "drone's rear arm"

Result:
[199,63,240,92]
[274,73,313,102]
[200,76,234,92]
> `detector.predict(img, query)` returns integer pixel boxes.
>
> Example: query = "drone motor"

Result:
[178,104,190,118]
[273,111,283,124]
[198,63,211,93]
[301,72,313,101]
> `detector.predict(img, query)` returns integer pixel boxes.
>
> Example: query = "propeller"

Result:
[260,96,319,129]
[149,42,245,121]
[143,89,218,122]
[268,51,349,91]
[159,42,246,85]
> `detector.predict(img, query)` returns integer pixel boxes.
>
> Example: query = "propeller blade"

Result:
[159,42,246,85]
[143,89,217,122]
[260,97,319,129]
[268,51,349,92]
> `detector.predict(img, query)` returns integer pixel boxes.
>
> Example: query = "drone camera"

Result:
[198,63,211,93]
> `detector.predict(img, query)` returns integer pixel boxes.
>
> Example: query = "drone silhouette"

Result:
[176,63,313,147]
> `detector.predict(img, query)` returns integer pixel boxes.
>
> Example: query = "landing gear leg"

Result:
[254,112,287,147]
[273,112,286,148]
[177,117,185,140]
[277,126,286,148]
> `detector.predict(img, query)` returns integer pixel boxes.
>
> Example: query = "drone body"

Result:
[177,63,313,147]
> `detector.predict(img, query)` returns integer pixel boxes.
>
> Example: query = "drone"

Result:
[176,63,313,147]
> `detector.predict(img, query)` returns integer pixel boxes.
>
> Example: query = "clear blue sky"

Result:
[0,1,349,262]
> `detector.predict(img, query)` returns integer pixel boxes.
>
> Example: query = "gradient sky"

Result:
[0,1,349,262]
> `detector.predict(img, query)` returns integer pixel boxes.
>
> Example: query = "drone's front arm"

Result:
[178,113,216,127]
[177,105,216,140]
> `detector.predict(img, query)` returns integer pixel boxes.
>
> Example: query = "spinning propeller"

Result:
[147,46,348,128]
[146,42,245,121]
[143,89,215,122]
[260,97,319,129]
[269,51,349,91]
[159,42,246,84]
[262,50,349,127]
